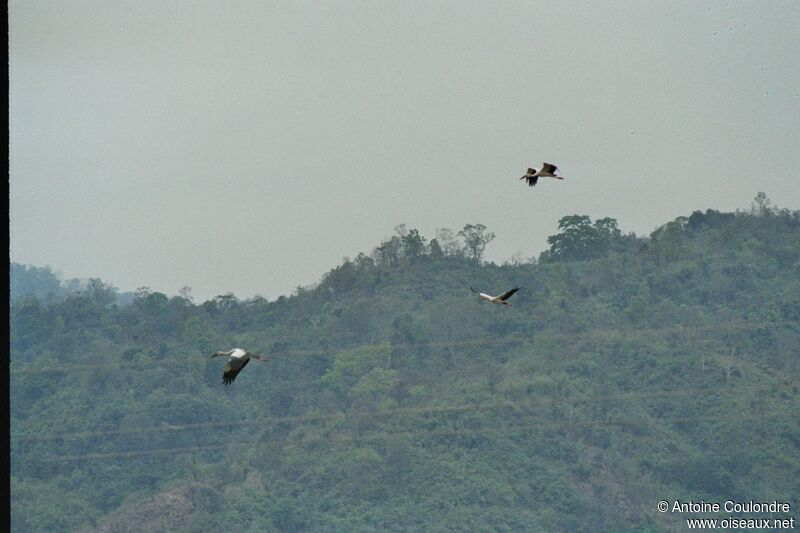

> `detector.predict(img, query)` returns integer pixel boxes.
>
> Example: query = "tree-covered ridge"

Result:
[9,264,64,301]
[10,198,800,532]
[10,264,136,306]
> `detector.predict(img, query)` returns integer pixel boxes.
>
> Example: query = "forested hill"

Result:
[10,200,800,532]
[10,264,136,305]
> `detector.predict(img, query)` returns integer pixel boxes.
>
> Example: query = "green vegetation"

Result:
[10,264,136,306]
[10,196,800,532]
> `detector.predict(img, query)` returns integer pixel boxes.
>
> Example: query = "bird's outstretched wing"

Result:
[541,163,558,174]
[470,286,478,293]
[222,358,250,385]
[498,288,519,301]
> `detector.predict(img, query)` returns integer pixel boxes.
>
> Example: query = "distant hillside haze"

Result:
[9,264,63,300]
[10,263,136,306]
[10,198,800,532]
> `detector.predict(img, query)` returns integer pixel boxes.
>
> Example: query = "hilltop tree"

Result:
[85,278,118,307]
[428,239,444,259]
[401,229,426,261]
[458,223,495,262]
[650,217,688,262]
[10,264,63,301]
[435,227,462,257]
[322,259,359,296]
[544,215,621,261]
[752,191,773,216]
[373,236,402,267]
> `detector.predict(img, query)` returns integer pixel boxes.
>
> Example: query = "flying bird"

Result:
[209,348,269,385]
[520,163,564,187]
[470,287,520,306]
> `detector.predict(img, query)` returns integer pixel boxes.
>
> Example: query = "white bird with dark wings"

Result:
[210,348,269,385]
[520,163,565,187]
[470,287,520,306]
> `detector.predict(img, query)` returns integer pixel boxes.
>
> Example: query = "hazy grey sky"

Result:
[10,0,800,302]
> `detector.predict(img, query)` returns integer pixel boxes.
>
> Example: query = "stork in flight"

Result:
[470,287,520,306]
[520,163,564,187]
[210,348,269,385]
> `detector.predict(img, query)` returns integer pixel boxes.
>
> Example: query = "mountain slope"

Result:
[10,204,800,532]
